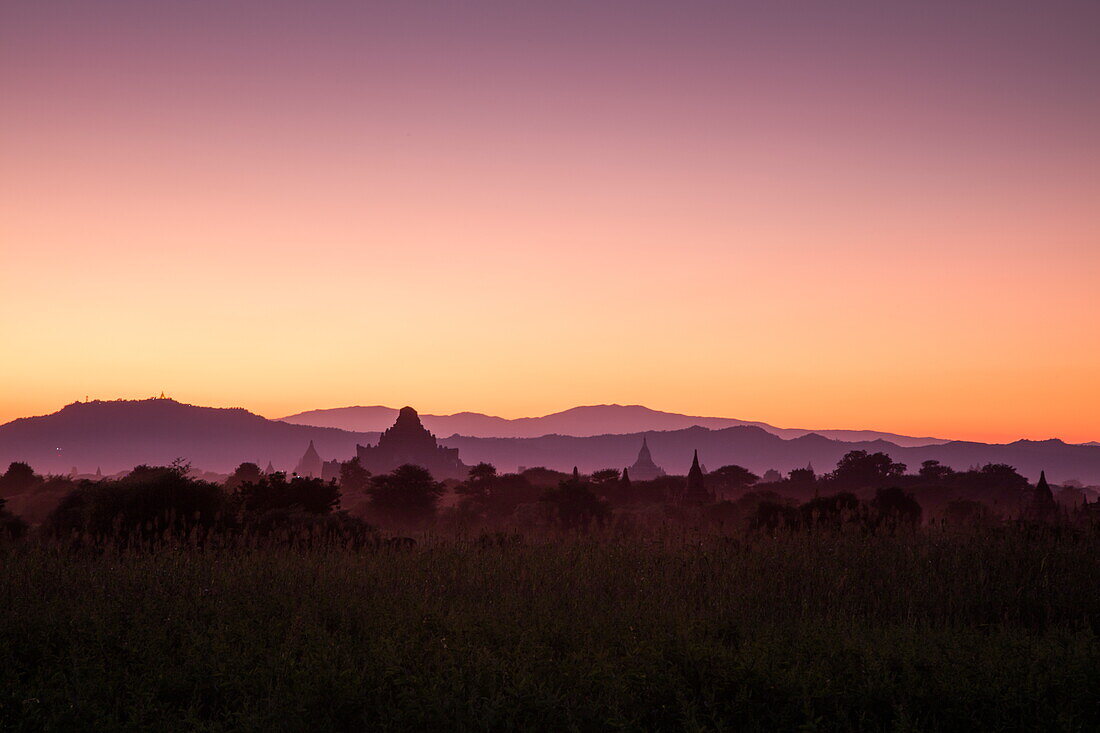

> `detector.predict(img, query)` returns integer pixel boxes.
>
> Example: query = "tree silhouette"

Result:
[0,462,41,497]
[367,464,444,527]
[708,465,760,496]
[237,472,339,515]
[786,467,815,487]
[225,462,264,493]
[541,473,608,530]
[871,487,922,528]
[338,457,372,494]
[589,468,621,498]
[47,464,227,542]
[918,460,954,482]
[962,463,1028,493]
[799,492,861,530]
[0,496,28,541]
[467,462,498,484]
[828,451,906,489]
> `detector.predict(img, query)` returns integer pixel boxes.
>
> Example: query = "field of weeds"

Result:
[2,526,1098,731]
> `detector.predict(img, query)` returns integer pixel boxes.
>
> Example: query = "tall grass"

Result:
[2,526,1098,731]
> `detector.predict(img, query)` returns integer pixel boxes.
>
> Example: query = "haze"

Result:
[2,0,1098,442]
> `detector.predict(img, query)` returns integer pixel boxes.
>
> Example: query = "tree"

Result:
[799,492,861,529]
[589,468,621,498]
[828,451,907,489]
[46,464,228,542]
[0,462,41,497]
[225,462,264,493]
[786,467,816,486]
[467,462,498,484]
[918,460,954,483]
[457,462,498,502]
[0,496,28,541]
[870,487,922,528]
[541,474,608,530]
[708,465,760,496]
[237,472,340,515]
[961,463,1029,493]
[367,464,444,527]
[338,457,372,494]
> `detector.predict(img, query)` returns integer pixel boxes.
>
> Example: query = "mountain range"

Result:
[278,404,949,447]
[2,399,1099,484]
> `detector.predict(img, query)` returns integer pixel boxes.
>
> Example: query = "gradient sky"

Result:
[2,0,1098,443]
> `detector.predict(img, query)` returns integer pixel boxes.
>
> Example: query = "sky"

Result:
[1,0,1098,443]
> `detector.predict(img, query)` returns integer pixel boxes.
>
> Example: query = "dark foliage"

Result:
[337,457,372,493]
[542,475,609,530]
[800,492,862,529]
[0,461,41,497]
[224,462,263,493]
[0,497,29,541]
[871,486,923,528]
[827,450,907,489]
[367,464,444,527]
[236,472,340,516]
[45,465,229,543]
[242,509,375,548]
[707,464,760,496]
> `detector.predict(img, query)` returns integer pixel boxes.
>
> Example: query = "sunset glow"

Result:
[2,0,1098,442]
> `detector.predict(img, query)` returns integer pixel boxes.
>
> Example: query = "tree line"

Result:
[1,447,1094,545]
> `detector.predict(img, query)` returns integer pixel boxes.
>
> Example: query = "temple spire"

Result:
[682,449,710,504]
[628,436,666,480]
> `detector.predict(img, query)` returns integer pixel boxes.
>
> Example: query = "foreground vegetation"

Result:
[3,527,1099,731]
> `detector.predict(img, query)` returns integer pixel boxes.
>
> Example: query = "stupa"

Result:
[681,449,713,504]
[294,440,323,478]
[626,436,666,481]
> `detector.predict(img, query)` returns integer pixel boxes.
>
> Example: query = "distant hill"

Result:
[279,404,948,447]
[0,399,378,475]
[3,399,1098,484]
[442,429,1100,485]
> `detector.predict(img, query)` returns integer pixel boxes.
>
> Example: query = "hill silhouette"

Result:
[279,404,948,447]
[3,399,1099,484]
[441,429,1100,484]
[0,399,378,475]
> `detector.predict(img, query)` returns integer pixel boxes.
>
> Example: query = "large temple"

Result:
[626,436,666,481]
[356,406,468,480]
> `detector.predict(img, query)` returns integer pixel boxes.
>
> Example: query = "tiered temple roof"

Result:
[627,436,666,481]
[356,406,468,480]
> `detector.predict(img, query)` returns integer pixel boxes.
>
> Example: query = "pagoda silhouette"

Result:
[356,406,468,480]
[681,450,713,504]
[294,440,323,478]
[626,436,666,481]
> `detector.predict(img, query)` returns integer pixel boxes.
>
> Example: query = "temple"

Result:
[321,459,342,483]
[681,449,713,504]
[1023,470,1057,521]
[626,436,666,481]
[294,440,323,478]
[356,406,468,480]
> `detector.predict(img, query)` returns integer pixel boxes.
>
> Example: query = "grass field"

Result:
[2,527,1098,731]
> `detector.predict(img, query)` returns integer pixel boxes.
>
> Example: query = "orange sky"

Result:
[1,1,1098,443]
